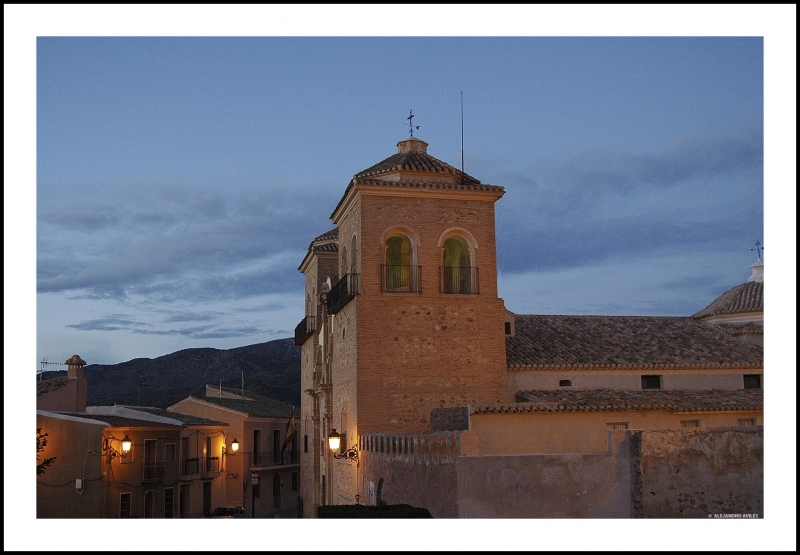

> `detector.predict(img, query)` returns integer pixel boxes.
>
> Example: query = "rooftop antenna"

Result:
[39,358,66,381]
[751,240,763,260]
[460,90,465,182]
[406,110,420,137]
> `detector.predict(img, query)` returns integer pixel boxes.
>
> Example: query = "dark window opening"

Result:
[273,474,281,510]
[559,380,572,387]
[743,374,762,389]
[292,472,298,491]
[202,481,212,517]
[641,375,662,389]
[164,488,174,518]
[304,434,308,453]
[504,322,511,334]
[120,492,132,518]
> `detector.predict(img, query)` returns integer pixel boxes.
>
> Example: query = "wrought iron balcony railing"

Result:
[181,457,200,475]
[248,449,300,467]
[294,315,317,345]
[327,273,361,314]
[440,266,479,294]
[202,456,220,474]
[142,463,165,482]
[381,264,422,293]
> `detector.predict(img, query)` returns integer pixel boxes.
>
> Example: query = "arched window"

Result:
[384,234,419,292]
[350,235,358,275]
[340,245,348,279]
[442,236,477,293]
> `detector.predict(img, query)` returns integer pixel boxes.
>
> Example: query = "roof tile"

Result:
[471,388,764,414]
[507,315,762,369]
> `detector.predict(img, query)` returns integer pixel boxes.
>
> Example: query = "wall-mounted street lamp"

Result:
[104,435,132,463]
[327,429,358,464]
[223,438,239,456]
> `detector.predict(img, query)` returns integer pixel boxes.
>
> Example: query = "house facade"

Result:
[169,390,300,518]
[36,355,231,518]
[36,406,229,518]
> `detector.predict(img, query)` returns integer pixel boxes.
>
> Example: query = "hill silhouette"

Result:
[39,338,301,408]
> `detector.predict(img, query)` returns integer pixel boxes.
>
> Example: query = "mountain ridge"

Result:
[39,338,301,409]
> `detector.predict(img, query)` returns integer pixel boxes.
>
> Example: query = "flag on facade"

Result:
[282,408,295,452]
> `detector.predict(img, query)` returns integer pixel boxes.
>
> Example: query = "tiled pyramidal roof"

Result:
[692,281,763,319]
[473,388,763,414]
[354,150,481,184]
[329,137,504,220]
[506,315,763,369]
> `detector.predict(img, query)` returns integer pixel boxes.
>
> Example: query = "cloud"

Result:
[36,177,336,302]
[66,315,147,331]
[494,130,763,275]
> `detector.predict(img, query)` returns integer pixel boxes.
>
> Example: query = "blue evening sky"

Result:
[6,5,796,550]
[33,33,772,366]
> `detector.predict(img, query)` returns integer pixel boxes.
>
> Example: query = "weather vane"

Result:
[751,240,763,259]
[406,110,420,137]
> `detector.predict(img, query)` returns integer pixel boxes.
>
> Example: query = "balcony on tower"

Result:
[294,315,318,345]
[381,264,422,293]
[327,273,361,314]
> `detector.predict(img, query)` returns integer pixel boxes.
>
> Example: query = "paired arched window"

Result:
[441,235,478,294]
[383,234,420,292]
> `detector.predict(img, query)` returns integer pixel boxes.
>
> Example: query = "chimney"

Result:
[65,354,88,412]
[66,354,86,378]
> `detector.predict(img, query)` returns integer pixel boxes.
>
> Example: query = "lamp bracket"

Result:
[333,444,359,464]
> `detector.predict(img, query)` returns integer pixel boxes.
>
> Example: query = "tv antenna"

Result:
[460,90,465,181]
[39,358,66,381]
[751,240,763,259]
[406,110,420,137]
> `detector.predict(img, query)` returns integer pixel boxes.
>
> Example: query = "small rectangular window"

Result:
[504,322,511,334]
[681,420,701,428]
[559,380,572,387]
[607,422,629,430]
[164,443,176,463]
[641,375,662,389]
[304,434,308,453]
[743,374,762,389]
[738,418,757,426]
[120,492,132,518]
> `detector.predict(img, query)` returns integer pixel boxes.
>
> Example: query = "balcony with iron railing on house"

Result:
[440,266,479,294]
[142,463,165,482]
[294,315,317,345]
[327,273,361,314]
[247,449,300,468]
[181,457,200,476]
[202,456,220,477]
[381,264,422,293]
[180,456,220,477]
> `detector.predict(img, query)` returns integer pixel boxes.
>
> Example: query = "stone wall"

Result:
[636,426,763,518]
[358,426,763,518]
[359,432,461,518]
